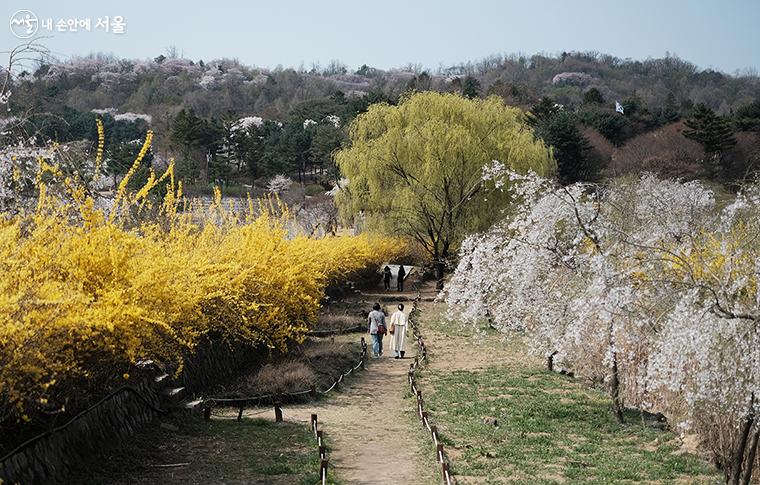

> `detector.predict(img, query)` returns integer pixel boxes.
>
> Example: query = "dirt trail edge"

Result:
[233,293,429,485]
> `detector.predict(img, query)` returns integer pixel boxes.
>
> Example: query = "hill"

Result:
[2,50,759,189]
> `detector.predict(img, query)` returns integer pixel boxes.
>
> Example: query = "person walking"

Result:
[389,303,408,359]
[397,264,406,292]
[383,265,392,291]
[367,303,386,357]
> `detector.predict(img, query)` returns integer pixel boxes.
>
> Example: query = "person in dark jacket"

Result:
[397,265,406,292]
[383,265,392,291]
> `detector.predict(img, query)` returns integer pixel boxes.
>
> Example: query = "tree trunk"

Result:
[729,394,755,485]
[740,428,759,485]
[547,351,559,372]
[607,320,624,423]
[610,351,624,423]
[434,260,445,290]
[434,244,450,291]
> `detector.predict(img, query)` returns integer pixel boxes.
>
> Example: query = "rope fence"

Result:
[408,292,455,485]
[201,338,369,484]
[202,337,368,421]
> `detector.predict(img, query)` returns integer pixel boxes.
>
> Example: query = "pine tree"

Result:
[583,87,605,105]
[683,103,736,177]
[735,98,760,131]
[525,97,562,127]
[461,76,481,99]
[535,111,595,185]
[525,98,599,184]
[656,92,680,124]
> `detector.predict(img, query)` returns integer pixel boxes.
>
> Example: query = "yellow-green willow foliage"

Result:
[0,155,401,426]
[335,91,554,287]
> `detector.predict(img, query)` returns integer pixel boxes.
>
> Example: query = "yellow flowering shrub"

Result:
[0,135,402,427]
[665,225,757,298]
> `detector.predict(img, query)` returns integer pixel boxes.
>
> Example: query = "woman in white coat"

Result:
[389,303,408,359]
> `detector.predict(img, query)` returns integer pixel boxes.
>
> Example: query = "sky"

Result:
[3,0,759,74]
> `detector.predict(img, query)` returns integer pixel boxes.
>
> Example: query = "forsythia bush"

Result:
[0,136,400,428]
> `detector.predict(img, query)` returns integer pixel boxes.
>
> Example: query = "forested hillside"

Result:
[3,49,760,191]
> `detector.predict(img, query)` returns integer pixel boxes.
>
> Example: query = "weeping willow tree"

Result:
[335,92,555,289]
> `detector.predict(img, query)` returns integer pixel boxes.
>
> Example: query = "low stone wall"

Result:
[0,380,162,484]
[0,339,266,484]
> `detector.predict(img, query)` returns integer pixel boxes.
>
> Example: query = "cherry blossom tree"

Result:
[447,168,760,481]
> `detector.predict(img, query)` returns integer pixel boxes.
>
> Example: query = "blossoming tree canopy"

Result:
[446,171,760,483]
[335,92,555,288]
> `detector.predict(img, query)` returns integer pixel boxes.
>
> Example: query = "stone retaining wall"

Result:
[0,339,265,484]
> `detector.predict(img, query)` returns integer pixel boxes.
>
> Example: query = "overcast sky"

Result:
[3,0,759,73]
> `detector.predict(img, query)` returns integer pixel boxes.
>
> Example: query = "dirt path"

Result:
[230,296,428,485]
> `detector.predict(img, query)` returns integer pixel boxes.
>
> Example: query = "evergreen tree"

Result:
[656,92,681,125]
[407,71,432,92]
[578,109,629,145]
[309,124,344,178]
[525,97,600,183]
[525,97,562,127]
[735,98,760,131]
[534,111,596,185]
[170,109,225,183]
[683,103,736,176]
[622,91,644,116]
[106,141,154,191]
[583,87,605,105]
[461,76,481,98]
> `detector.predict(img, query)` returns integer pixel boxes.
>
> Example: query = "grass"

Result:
[416,311,722,485]
[222,336,362,398]
[70,416,338,485]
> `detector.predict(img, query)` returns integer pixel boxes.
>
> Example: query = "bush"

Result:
[583,127,614,171]
[0,166,401,428]
[305,184,325,197]
[608,122,704,178]
[252,361,316,395]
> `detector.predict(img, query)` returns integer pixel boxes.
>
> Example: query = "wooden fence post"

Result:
[311,413,318,433]
[310,385,317,399]
[274,402,283,422]
[320,459,329,485]
[237,405,244,421]
[203,406,211,421]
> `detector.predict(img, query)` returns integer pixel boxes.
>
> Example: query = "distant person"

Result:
[389,303,408,359]
[367,302,386,358]
[397,265,406,292]
[383,265,392,291]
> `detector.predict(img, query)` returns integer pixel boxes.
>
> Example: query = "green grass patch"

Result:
[417,312,721,484]
[70,416,338,485]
